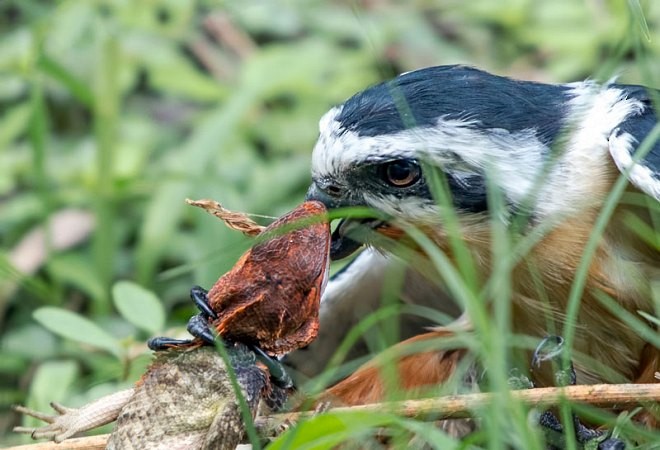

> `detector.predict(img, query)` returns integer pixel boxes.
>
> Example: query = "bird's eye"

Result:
[379,160,421,187]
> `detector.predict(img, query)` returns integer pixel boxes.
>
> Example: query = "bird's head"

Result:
[306,65,571,260]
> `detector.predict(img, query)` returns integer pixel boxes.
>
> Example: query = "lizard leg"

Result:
[532,336,625,449]
[13,389,134,442]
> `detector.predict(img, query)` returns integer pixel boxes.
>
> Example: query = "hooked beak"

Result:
[306,183,384,260]
[329,218,385,260]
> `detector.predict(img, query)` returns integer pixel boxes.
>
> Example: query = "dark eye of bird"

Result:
[380,160,421,187]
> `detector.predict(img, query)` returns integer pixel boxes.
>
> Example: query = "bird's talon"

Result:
[531,335,577,387]
[532,336,565,368]
[250,345,294,389]
[190,285,217,320]
[147,336,195,351]
[531,337,622,449]
[186,313,216,345]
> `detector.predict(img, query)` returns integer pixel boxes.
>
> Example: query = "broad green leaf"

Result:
[2,325,57,360]
[38,55,93,106]
[33,307,122,358]
[47,253,106,308]
[23,360,78,429]
[0,102,31,149]
[112,281,165,334]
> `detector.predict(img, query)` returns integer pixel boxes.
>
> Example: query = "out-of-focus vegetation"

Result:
[1,0,659,447]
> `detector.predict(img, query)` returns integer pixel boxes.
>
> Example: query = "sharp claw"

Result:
[199,330,215,345]
[532,335,565,368]
[250,345,293,390]
[190,285,217,320]
[187,314,215,345]
[531,335,576,387]
[147,336,194,351]
[531,336,618,449]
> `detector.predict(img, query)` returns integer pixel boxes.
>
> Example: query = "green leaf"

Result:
[269,411,459,450]
[2,325,57,360]
[0,102,31,149]
[38,54,93,106]
[112,281,165,334]
[24,360,78,429]
[33,307,123,358]
[47,253,106,309]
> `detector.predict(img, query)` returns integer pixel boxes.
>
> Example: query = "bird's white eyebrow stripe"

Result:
[313,112,546,203]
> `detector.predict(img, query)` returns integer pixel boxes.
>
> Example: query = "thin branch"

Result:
[8,384,659,449]
[256,383,660,435]
[4,434,109,450]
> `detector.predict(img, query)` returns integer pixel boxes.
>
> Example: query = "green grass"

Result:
[1,0,659,448]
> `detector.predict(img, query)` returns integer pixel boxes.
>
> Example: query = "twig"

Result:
[255,383,660,435]
[7,384,659,449]
[185,198,265,236]
[3,434,108,450]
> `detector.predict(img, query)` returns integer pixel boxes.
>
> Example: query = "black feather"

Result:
[336,65,570,147]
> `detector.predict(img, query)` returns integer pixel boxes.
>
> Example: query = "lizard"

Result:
[14,345,278,450]
[13,200,331,449]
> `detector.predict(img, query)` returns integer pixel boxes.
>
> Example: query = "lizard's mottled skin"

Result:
[108,345,272,450]
[15,345,280,450]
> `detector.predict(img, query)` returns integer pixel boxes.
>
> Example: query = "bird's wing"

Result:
[608,86,660,201]
[284,248,462,377]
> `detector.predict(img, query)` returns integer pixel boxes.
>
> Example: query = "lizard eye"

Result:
[379,160,421,188]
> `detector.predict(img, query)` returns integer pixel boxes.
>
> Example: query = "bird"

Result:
[294,65,660,410]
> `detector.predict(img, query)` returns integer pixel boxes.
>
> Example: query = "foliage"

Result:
[0,0,659,447]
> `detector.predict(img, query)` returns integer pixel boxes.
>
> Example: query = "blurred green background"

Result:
[1,0,659,446]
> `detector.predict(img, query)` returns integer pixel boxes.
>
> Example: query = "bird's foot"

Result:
[190,285,217,320]
[185,285,217,344]
[148,286,216,350]
[250,344,293,390]
[531,336,625,450]
[147,336,196,350]
[151,285,294,390]
[532,335,576,387]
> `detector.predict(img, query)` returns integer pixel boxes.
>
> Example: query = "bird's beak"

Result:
[306,183,384,261]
